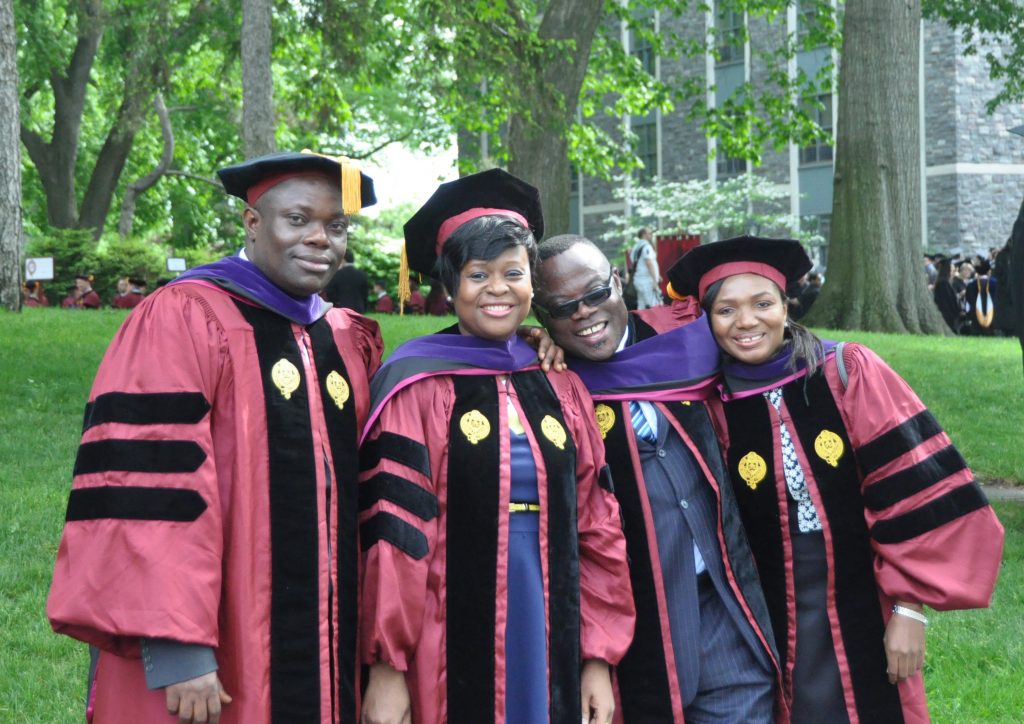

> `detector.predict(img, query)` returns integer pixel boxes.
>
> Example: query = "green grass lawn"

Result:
[0,308,1021,721]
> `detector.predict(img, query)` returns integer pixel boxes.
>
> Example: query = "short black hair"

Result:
[434,215,537,294]
[536,233,597,263]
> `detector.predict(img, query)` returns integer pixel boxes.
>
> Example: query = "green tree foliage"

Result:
[332,0,839,178]
[923,0,1024,112]
[591,0,840,175]
[15,0,455,263]
[309,0,841,237]
[18,0,233,237]
[15,0,1024,263]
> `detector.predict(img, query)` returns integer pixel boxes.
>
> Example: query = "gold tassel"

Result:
[301,149,362,215]
[398,244,412,316]
[665,282,688,302]
[339,159,361,216]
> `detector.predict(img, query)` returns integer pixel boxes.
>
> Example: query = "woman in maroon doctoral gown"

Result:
[666,236,1004,724]
[359,169,634,724]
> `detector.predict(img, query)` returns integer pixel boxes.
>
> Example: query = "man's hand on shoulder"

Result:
[518,325,567,372]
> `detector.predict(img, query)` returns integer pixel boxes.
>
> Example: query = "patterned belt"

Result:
[509,502,541,513]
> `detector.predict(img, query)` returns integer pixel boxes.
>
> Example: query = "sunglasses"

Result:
[534,273,614,319]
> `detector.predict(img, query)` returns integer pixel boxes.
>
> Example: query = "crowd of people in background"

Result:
[22,274,147,310]
[927,244,1015,336]
[320,247,453,315]
[22,252,450,316]
[23,235,1016,332]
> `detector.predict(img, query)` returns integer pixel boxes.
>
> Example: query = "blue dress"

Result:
[505,429,549,722]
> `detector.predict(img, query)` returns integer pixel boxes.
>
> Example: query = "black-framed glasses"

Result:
[534,273,614,319]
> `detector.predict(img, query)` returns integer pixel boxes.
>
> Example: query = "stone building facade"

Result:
[567,4,1023,260]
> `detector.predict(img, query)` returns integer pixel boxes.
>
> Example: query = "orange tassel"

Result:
[665,282,689,302]
[398,245,412,316]
[301,149,362,215]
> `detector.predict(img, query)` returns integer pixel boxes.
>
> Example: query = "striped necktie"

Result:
[629,400,657,444]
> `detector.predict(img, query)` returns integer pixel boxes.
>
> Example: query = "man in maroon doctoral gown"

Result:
[48,151,382,724]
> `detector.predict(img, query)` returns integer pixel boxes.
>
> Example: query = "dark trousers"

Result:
[683,573,776,723]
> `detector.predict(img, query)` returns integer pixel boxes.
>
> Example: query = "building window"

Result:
[633,115,658,183]
[716,8,743,64]
[716,150,746,178]
[800,93,833,165]
[796,0,816,40]
[631,10,656,76]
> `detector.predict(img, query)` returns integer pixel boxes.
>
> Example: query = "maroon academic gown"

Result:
[707,343,1004,724]
[359,366,635,724]
[111,292,144,309]
[406,290,425,314]
[80,289,102,309]
[596,301,783,724]
[47,281,383,723]
[374,294,394,313]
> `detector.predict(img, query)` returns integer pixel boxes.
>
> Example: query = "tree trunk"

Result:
[21,1,214,238]
[242,0,276,157]
[506,0,604,237]
[78,82,161,238]
[0,0,21,311]
[19,0,103,229]
[809,0,947,333]
[509,120,573,239]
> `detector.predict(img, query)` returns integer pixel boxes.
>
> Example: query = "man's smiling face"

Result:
[535,242,629,362]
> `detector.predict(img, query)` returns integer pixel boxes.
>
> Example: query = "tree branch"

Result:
[164,169,224,190]
[118,94,174,238]
[19,124,47,166]
[345,130,415,160]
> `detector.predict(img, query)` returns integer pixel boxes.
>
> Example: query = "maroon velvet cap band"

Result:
[435,207,529,255]
[698,261,788,300]
[246,170,334,205]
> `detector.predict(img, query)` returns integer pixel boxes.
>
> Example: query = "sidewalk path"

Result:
[981,483,1024,502]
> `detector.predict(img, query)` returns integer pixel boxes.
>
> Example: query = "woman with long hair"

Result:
[666,236,1003,723]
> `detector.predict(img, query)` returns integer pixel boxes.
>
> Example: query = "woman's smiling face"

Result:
[707,273,788,365]
[453,245,533,341]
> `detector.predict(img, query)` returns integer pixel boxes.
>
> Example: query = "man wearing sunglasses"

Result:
[534,235,779,724]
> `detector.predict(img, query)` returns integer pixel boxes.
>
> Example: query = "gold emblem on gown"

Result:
[594,404,616,439]
[325,370,350,410]
[460,409,491,445]
[738,451,767,490]
[814,429,844,468]
[271,358,301,400]
[541,415,567,450]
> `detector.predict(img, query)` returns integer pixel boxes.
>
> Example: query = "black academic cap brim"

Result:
[403,168,543,276]
[217,151,376,210]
